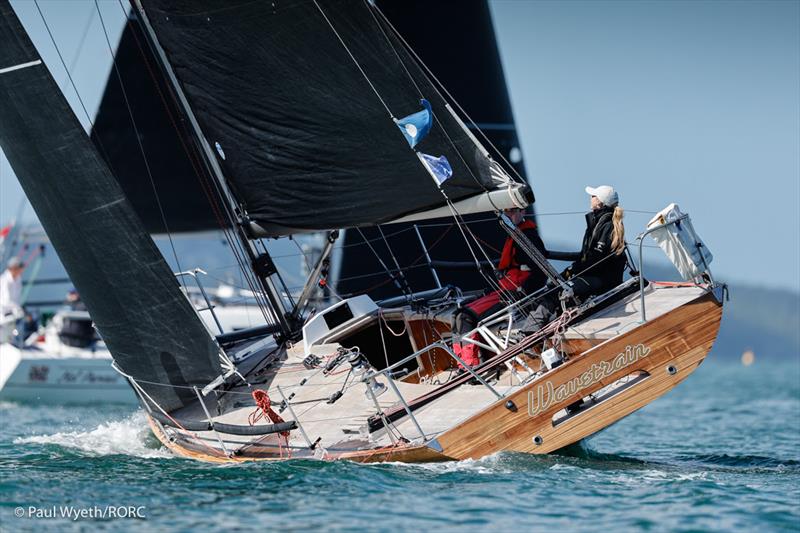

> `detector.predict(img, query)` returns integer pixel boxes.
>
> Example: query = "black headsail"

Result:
[0,0,225,412]
[90,15,220,234]
[135,0,529,237]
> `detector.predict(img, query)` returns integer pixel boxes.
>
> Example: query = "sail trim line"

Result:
[0,59,41,74]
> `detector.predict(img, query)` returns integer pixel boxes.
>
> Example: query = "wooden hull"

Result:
[149,292,723,463]
[429,292,722,458]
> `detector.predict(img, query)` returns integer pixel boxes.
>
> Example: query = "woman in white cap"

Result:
[566,185,627,293]
[524,185,627,332]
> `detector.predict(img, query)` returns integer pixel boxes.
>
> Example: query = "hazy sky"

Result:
[490,0,799,291]
[1,0,798,291]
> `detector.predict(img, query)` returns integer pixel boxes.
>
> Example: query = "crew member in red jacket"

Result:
[452,208,548,368]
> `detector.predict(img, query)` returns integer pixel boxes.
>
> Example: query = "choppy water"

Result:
[1,358,798,531]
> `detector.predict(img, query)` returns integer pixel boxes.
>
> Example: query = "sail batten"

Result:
[134,0,528,236]
[0,0,224,412]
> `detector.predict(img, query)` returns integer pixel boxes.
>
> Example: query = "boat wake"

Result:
[14,411,172,459]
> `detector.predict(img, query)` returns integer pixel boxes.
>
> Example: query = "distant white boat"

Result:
[0,310,134,404]
[0,295,267,405]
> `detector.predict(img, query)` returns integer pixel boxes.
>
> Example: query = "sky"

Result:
[490,0,800,291]
[1,0,799,292]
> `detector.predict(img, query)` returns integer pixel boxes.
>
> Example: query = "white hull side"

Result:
[0,343,136,404]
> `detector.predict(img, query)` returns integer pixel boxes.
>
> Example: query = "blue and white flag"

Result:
[395,99,432,148]
[418,152,453,186]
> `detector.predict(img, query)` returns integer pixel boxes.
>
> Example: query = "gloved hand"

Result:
[560,267,573,280]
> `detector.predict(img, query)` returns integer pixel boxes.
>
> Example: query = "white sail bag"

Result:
[647,203,713,280]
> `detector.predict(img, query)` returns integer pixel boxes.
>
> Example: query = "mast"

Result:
[131,0,294,337]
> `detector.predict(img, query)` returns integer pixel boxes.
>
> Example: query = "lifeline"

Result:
[528,343,651,416]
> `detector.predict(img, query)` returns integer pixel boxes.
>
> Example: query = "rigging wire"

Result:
[311,0,395,119]
[356,227,412,300]
[376,225,414,296]
[359,0,516,295]
[371,4,527,188]
[93,0,188,291]
[31,1,114,169]
[445,198,515,306]
[62,6,95,88]
[362,0,493,195]
[116,0,275,326]
[316,0,501,294]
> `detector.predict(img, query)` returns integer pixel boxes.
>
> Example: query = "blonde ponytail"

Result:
[611,206,625,255]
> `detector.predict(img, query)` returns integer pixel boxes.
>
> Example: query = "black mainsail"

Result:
[337,0,533,299]
[0,0,225,412]
[135,0,529,237]
[89,0,534,302]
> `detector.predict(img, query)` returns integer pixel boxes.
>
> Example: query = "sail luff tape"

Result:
[0,59,42,75]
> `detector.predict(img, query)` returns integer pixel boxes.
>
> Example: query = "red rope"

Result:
[249,389,291,458]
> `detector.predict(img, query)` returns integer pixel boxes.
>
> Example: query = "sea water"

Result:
[1,358,798,531]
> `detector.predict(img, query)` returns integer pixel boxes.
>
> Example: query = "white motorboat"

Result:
[0,310,134,404]
[0,290,267,405]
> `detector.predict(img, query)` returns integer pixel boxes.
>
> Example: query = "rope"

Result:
[378,311,391,369]
[249,389,290,458]
[379,309,408,337]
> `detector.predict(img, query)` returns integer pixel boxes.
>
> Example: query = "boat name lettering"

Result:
[58,370,120,384]
[527,344,651,417]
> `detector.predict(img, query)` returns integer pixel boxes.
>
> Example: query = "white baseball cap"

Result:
[585,185,619,207]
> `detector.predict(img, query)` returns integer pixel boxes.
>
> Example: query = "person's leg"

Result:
[453,306,480,367]
[522,292,559,333]
[569,276,607,302]
[453,289,508,367]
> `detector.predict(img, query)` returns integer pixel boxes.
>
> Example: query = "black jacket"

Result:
[567,206,627,288]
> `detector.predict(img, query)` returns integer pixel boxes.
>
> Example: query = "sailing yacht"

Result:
[0,0,724,462]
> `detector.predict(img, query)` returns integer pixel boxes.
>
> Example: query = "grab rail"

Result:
[360,339,504,442]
